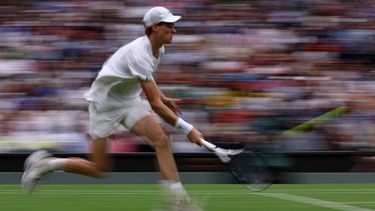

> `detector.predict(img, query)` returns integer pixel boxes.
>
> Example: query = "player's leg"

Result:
[130,114,180,182]
[21,137,110,193]
[130,115,203,210]
[58,137,110,177]
[48,101,115,177]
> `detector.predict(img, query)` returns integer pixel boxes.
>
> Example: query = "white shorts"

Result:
[88,99,153,139]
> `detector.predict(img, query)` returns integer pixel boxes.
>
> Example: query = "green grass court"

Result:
[1,184,374,211]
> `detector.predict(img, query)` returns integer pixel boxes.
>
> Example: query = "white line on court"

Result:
[258,192,374,211]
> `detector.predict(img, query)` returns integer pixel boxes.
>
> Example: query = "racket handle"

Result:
[200,138,233,163]
[200,139,217,151]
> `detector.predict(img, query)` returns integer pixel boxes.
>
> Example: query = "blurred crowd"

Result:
[0,0,374,153]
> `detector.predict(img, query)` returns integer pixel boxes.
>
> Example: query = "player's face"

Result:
[156,22,176,44]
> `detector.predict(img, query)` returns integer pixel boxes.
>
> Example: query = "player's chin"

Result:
[165,36,173,44]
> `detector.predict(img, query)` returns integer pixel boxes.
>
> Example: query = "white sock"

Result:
[47,158,68,171]
[160,180,188,200]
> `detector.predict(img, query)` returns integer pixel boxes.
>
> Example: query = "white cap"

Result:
[143,6,181,28]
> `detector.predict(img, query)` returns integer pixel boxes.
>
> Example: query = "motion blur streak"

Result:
[0,0,374,154]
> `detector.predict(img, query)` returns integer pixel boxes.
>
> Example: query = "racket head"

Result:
[227,151,273,192]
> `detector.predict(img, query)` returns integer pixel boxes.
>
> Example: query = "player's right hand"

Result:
[187,128,203,146]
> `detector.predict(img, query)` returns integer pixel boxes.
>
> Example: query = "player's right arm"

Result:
[140,79,176,125]
[139,79,203,145]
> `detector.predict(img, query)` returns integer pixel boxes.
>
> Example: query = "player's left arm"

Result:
[157,83,181,115]
[156,48,181,114]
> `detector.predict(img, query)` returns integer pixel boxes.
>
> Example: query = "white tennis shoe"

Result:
[21,150,52,193]
[152,192,204,211]
[175,196,203,211]
[153,200,203,211]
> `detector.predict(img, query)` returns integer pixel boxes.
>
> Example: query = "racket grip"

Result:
[200,139,217,151]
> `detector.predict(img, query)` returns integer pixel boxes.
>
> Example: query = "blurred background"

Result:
[0,0,374,155]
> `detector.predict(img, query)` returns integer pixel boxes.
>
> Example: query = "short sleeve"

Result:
[128,52,154,81]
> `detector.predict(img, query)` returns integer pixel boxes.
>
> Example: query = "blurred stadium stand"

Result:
[0,0,374,182]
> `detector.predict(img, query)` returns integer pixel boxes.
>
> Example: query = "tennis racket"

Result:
[200,139,273,192]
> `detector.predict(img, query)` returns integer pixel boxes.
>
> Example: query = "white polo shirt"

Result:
[85,36,164,107]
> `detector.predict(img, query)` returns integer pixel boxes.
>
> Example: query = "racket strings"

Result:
[228,152,273,192]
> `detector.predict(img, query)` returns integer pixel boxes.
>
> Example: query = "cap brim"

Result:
[162,15,181,23]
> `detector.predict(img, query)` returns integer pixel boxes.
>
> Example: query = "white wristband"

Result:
[175,118,194,135]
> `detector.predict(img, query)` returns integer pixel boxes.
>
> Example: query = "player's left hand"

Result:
[163,97,181,114]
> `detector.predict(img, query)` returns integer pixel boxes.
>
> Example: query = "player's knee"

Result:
[152,133,171,151]
[90,163,109,178]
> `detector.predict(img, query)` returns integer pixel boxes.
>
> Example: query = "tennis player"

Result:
[22,6,203,210]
